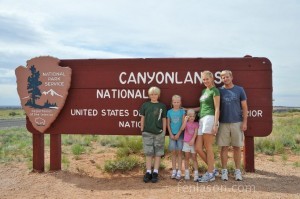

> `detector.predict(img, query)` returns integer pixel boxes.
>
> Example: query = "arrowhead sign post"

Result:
[15,56,72,133]
[16,56,272,172]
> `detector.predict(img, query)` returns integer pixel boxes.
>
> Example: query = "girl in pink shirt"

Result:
[181,109,199,181]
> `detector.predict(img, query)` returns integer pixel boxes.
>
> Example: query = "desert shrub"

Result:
[255,138,275,155]
[0,109,25,119]
[62,135,97,147]
[0,127,32,162]
[104,156,140,173]
[62,155,70,170]
[293,162,300,167]
[99,136,126,147]
[71,144,85,155]
[274,141,285,154]
[9,112,18,116]
[62,135,75,145]
[255,112,300,155]
[116,147,131,158]
[125,137,143,154]
[291,144,300,154]
[281,153,288,161]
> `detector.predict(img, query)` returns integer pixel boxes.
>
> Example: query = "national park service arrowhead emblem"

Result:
[15,56,72,133]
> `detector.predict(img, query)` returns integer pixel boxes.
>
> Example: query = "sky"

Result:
[0,0,299,107]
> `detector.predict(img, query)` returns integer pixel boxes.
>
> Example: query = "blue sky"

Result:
[0,0,299,106]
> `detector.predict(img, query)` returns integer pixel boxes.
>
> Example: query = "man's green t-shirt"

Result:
[140,101,167,134]
[199,87,220,118]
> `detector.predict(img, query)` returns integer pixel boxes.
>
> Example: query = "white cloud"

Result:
[0,68,14,78]
[0,0,299,106]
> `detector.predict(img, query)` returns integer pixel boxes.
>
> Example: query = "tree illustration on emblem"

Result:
[25,65,42,108]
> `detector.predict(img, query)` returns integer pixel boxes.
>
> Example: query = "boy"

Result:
[140,86,167,183]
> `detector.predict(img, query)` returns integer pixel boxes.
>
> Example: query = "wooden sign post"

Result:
[19,56,272,172]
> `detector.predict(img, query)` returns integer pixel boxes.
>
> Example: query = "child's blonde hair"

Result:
[148,86,161,97]
[187,109,196,116]
[171,95,182,108]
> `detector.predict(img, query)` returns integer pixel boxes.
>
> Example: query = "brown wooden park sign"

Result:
[15,56,272,173]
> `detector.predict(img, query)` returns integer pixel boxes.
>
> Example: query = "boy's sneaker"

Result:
[184,171,190,180]
[176,171,182,180]
[151,172,159,183]
[221,169,228,181]
[171,171,176,179]
[198,172,215,183]
[234,169,243,181]
[143,172,152,183]
[213,168,219,177]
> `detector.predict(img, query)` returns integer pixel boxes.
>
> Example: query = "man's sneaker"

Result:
[221,169,228,181]
[176,172,181,180]
[198,172,215,183]
[213,168,219,177]
[234,169,243,181]
[143,172,152,183]
[184,171,190,180]
[151,172,159,183]
[171,171,176,179]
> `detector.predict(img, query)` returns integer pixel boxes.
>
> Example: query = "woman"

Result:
[194,71,220,183]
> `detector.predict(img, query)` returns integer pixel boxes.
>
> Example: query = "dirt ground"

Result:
[1,146,299,199]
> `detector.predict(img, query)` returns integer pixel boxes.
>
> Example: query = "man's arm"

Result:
[241,100,248,131]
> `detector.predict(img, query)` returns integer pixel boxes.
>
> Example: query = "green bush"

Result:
[104,156,140,173]
[99,136,126,147]
[291,144,300,154]
[62,135,95,146]
[116,147,131,158]
[126,137,143,154]
[62,155,70,170]
[0,109,24,119]
[293,161,300,167]
[9,112,18,116]
[71,144,85,155]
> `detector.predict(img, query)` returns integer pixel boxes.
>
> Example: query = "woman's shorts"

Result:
[198,115,215,135]
[142,131,165,156]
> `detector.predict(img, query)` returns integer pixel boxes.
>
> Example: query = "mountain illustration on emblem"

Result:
[42,89,63,97]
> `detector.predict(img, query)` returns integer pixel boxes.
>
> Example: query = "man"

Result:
[217,70,248,181]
